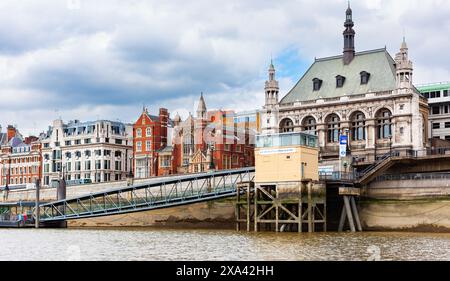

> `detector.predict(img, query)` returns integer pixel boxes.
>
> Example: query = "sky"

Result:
[0,0,449,136]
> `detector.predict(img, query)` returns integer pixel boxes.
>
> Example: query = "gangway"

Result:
[37,168,254,223]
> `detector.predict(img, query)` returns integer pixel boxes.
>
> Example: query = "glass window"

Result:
[302,117,317,135]
[326,114,340,143]
[280,118,294,133]
[351,112,366,141]
[376,109,392,139]
[136,128,142,137]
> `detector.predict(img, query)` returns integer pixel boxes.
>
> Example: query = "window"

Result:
[399,104,404,110]
[280,118,294,133]
[85,161,91,171]
[136,128,142,137]
[115,139,123,145]
[136,141,142,152]
[336,75,346,88]
[302,116,317,135]
[446,136,450,141]
[433,123,441,129]
[423,92,429,99]
[312,78,323,91]
[146,127,152,137]
[75,139,81,145]
[445,122,450,129]
[95,160,101,170]
[160,156,170,167]
[351,112,366,141]
[115,161,121,171]
[85,150,91,157]
[104,150,111,156]
[115,151,122,157]
[444,90,449,97]
[326,114,340,143]
[65,140,71,146]
[146,141,151,151]
[75,162,81,171]
[376,109,392,139]
[75,151,81,158]
[432,106,440,115]
[84,138,91,144]
[360,71,371,85]
[232,155,239,165]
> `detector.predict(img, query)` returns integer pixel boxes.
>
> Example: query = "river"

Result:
[0,228,449,261]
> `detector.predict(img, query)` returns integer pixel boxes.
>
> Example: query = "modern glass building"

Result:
[417,82,450,141]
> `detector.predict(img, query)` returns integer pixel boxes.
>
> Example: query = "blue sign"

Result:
[339,135,348,145]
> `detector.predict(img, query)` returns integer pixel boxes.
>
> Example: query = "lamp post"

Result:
[389,135,393,156]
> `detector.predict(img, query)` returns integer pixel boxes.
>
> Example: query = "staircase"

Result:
[357,151,399,185]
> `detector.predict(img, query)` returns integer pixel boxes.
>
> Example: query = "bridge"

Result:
[37,167,255,223]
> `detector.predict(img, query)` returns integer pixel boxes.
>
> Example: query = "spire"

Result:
[343,2,355,65]
[196,92,207,119]
[264,59,279,107]
[395,37,413,89]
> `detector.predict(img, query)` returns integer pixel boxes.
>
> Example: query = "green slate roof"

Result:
[416,82,450,93]
[280,48,397,104]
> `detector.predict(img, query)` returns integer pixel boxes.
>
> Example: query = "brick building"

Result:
[171,94,255,174]
[0,126,41,189]
[132,107,174,178]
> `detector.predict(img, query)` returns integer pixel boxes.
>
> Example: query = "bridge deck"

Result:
[37,168,255,223]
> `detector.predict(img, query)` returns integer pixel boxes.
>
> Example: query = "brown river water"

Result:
[0,228,449,261]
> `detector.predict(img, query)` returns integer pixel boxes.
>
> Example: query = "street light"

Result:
[389,135,393,156]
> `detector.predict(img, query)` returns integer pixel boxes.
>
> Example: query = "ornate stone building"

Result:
[261,5,429,171]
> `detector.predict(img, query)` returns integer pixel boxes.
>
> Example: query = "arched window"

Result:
[326,114,340,143]
[302,116,317,135]
[351,112,366,141]
[280,118,294,133]
[376,109,392,139]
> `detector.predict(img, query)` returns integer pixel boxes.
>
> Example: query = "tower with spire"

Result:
[264,59,279,107]
[343,2,355,65]
[395,37,413,89]
[197,92,207,119]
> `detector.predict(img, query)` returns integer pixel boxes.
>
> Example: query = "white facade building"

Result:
[40,119,133,187]
[261,6,429,172]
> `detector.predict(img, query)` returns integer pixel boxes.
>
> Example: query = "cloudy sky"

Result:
[0,0,449,136]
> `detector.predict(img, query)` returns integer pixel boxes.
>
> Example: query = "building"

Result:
[261,5,429,173]
[0,126,41,189]
[172,94,255,174]
[40,119,133,187]
[417,82,450,141]
[255,132,319,183]
[233,110,261,135]
[132,107,173,178]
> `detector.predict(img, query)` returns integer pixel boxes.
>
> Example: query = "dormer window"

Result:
[336,75,346,88]
[360,71,371,85]
[313,78,322,91]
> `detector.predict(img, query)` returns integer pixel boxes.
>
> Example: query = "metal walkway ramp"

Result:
[38,168,255,222]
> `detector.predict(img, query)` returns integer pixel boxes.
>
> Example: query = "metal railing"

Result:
[358,150,399,178]
[375,172,450,182]
[319,172,355,181]
[37,168,255,222]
